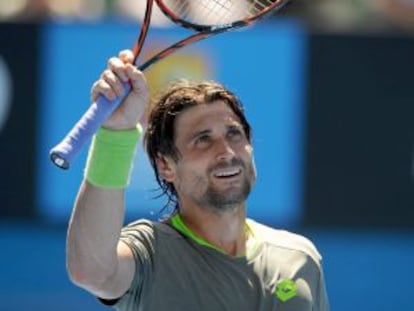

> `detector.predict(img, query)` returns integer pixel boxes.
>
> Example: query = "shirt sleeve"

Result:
[315,266,330,311]
[99,219,157,309]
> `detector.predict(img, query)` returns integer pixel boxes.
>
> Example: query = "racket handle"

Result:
[49,82,132,169]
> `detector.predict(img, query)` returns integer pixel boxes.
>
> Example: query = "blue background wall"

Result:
[36,21,306,227]
[0,20,413,311]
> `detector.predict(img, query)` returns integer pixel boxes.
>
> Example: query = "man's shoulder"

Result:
[122,218,179,238]
[248,219,322,266]
[122,218,155,234]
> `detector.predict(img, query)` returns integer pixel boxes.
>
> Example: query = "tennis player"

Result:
[66,49,330,311]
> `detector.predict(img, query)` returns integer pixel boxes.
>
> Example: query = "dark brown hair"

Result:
[144,79,251,211]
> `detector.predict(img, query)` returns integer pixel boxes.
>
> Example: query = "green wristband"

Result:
[84,124,142,188]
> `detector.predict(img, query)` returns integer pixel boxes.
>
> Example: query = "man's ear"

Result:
[155,154,176,182]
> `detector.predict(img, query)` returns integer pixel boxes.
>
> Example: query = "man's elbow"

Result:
[66,261,108,294]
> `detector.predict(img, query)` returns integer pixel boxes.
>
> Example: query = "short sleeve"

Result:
[315,265,330,311]
[105,220,156,310]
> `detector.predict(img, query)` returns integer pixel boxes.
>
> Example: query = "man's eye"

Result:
[228,128,243,140]
[195,135,211,146]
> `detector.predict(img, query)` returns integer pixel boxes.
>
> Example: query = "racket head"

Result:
[155,0,291,31]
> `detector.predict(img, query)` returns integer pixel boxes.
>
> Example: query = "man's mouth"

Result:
[213,168,242,178]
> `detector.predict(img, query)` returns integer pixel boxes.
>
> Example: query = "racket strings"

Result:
[161,0,281,25]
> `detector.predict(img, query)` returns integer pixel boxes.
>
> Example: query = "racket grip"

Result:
[49,82,132,169]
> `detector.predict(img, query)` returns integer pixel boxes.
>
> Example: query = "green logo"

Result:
[275,279,298,302]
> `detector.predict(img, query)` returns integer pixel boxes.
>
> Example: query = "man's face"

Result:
[163,101,256,212]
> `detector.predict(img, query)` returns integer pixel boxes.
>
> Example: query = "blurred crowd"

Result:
[0,0,142,22]
[0,0,413,33]
[291,0,414,33]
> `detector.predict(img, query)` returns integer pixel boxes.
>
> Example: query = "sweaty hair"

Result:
[144,79,252,212]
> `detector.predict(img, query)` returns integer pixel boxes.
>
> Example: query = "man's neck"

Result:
[177,202,248,256]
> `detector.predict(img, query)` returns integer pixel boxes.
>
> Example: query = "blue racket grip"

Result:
[49,81,132,169]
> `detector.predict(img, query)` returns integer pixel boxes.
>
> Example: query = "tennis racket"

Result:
[50,0,291,169]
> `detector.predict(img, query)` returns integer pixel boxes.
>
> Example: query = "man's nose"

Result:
[214,138,235,162]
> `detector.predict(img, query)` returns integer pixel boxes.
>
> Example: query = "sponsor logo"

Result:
[275,279,297,302]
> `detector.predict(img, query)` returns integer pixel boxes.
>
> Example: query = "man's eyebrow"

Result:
[226,123,244,131]
[190,129,211,140]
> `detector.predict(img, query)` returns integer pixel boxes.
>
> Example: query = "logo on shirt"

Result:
[275,279,298,302]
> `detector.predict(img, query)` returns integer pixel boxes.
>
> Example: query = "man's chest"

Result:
[141,246,315,311]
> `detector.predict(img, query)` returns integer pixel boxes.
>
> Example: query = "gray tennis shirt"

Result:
[107,218,329,311]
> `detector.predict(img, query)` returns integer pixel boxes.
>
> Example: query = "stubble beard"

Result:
[197,161,255,213]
